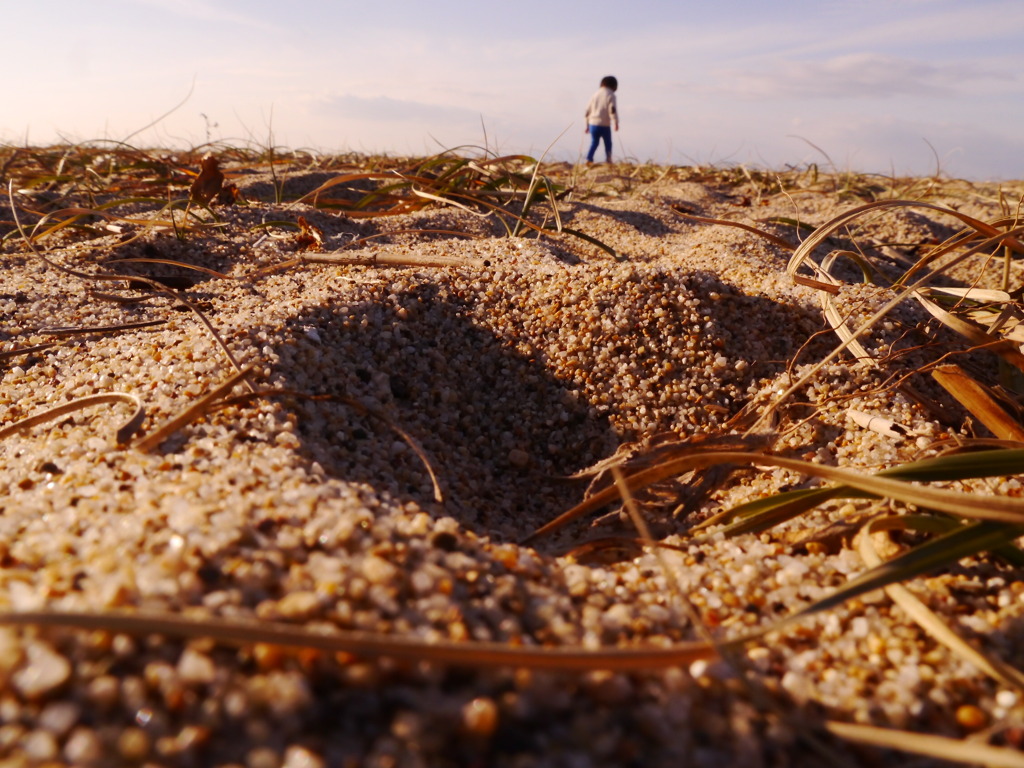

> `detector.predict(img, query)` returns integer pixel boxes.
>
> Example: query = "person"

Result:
[584,75,619,163]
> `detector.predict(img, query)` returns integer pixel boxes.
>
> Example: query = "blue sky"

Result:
[4,0,1024,179]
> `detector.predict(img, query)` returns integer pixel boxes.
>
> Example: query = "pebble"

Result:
[507,448,531,468]
[461,696,500,738]
[282,745,326,768]
[86,675,121,711]
[11,641,71,699]
[38,700,81,736]
[273,590,323,620]
[177,647,217,685]
[247,746,283,768]
[0,629,23,684]
[955,703,989,731]
[22,729,59,762]
[117,726,151,761]
[997,690,1019,709]
[63,726,104,764]
[362,555,398,585]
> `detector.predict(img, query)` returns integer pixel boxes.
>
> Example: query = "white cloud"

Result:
[121,0,279,33]
[702,53,1014,100]
[311,94,482,124]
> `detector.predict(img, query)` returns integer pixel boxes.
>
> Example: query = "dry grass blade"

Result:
[7,180,254,393]
[354,407,445,504]
[914,291,1024,373]
[291,171,416,208]
[932,364,1024,440]
[338,228,481,249]
[219,389,448,504]
[788,200,1024,278]
[36,320,166,337]
[410,185,491,216]
[302,252,487,270]
[528,446,1024,544]
[0,343,56,362]
[749,222,1024,433]
[0,609,725,672]
[24,207,168,243]
[105,258,234,281]
[668,206,797,250]
[0,393,144,444]
[825,721,1024,768]
[931,286,1024,341]
[133,365,255,452]
[816,276,873,361]
[792,275,840,293]
[926,285,1014,303]
[522,435,768,543]
[815,249,877,359]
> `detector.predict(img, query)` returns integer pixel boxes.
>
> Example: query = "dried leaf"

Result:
[216,182,243,206]
[294,216,325,251]
[189,154,224,205]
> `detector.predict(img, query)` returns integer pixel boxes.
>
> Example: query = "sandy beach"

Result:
[1,150,1023,767]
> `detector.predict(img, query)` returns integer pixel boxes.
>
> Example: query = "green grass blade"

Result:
[551,227,619,259]
[701,449,1024,537]
[708,486,852,537]
[791,520,1024,619]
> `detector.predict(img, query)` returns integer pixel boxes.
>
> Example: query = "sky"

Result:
[4,0,1024,180]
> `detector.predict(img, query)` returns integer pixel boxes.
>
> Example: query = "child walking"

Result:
[584,75,619,163]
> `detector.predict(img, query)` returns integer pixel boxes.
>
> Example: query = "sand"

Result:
[1,155,1023,767]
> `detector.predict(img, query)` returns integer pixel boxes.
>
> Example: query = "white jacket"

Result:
[585,86,618,129]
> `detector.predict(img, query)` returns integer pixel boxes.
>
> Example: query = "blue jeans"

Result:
[587,124,612,162]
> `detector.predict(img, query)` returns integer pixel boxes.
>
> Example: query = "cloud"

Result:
[767,114,1024,179]
[311,94,483,125]
[121,0,278,33]
[816,1,1024,52]
[704,52,1012,100]
[844,118,1024,180]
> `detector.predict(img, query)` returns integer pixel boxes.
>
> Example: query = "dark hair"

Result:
[600,75,618,91]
